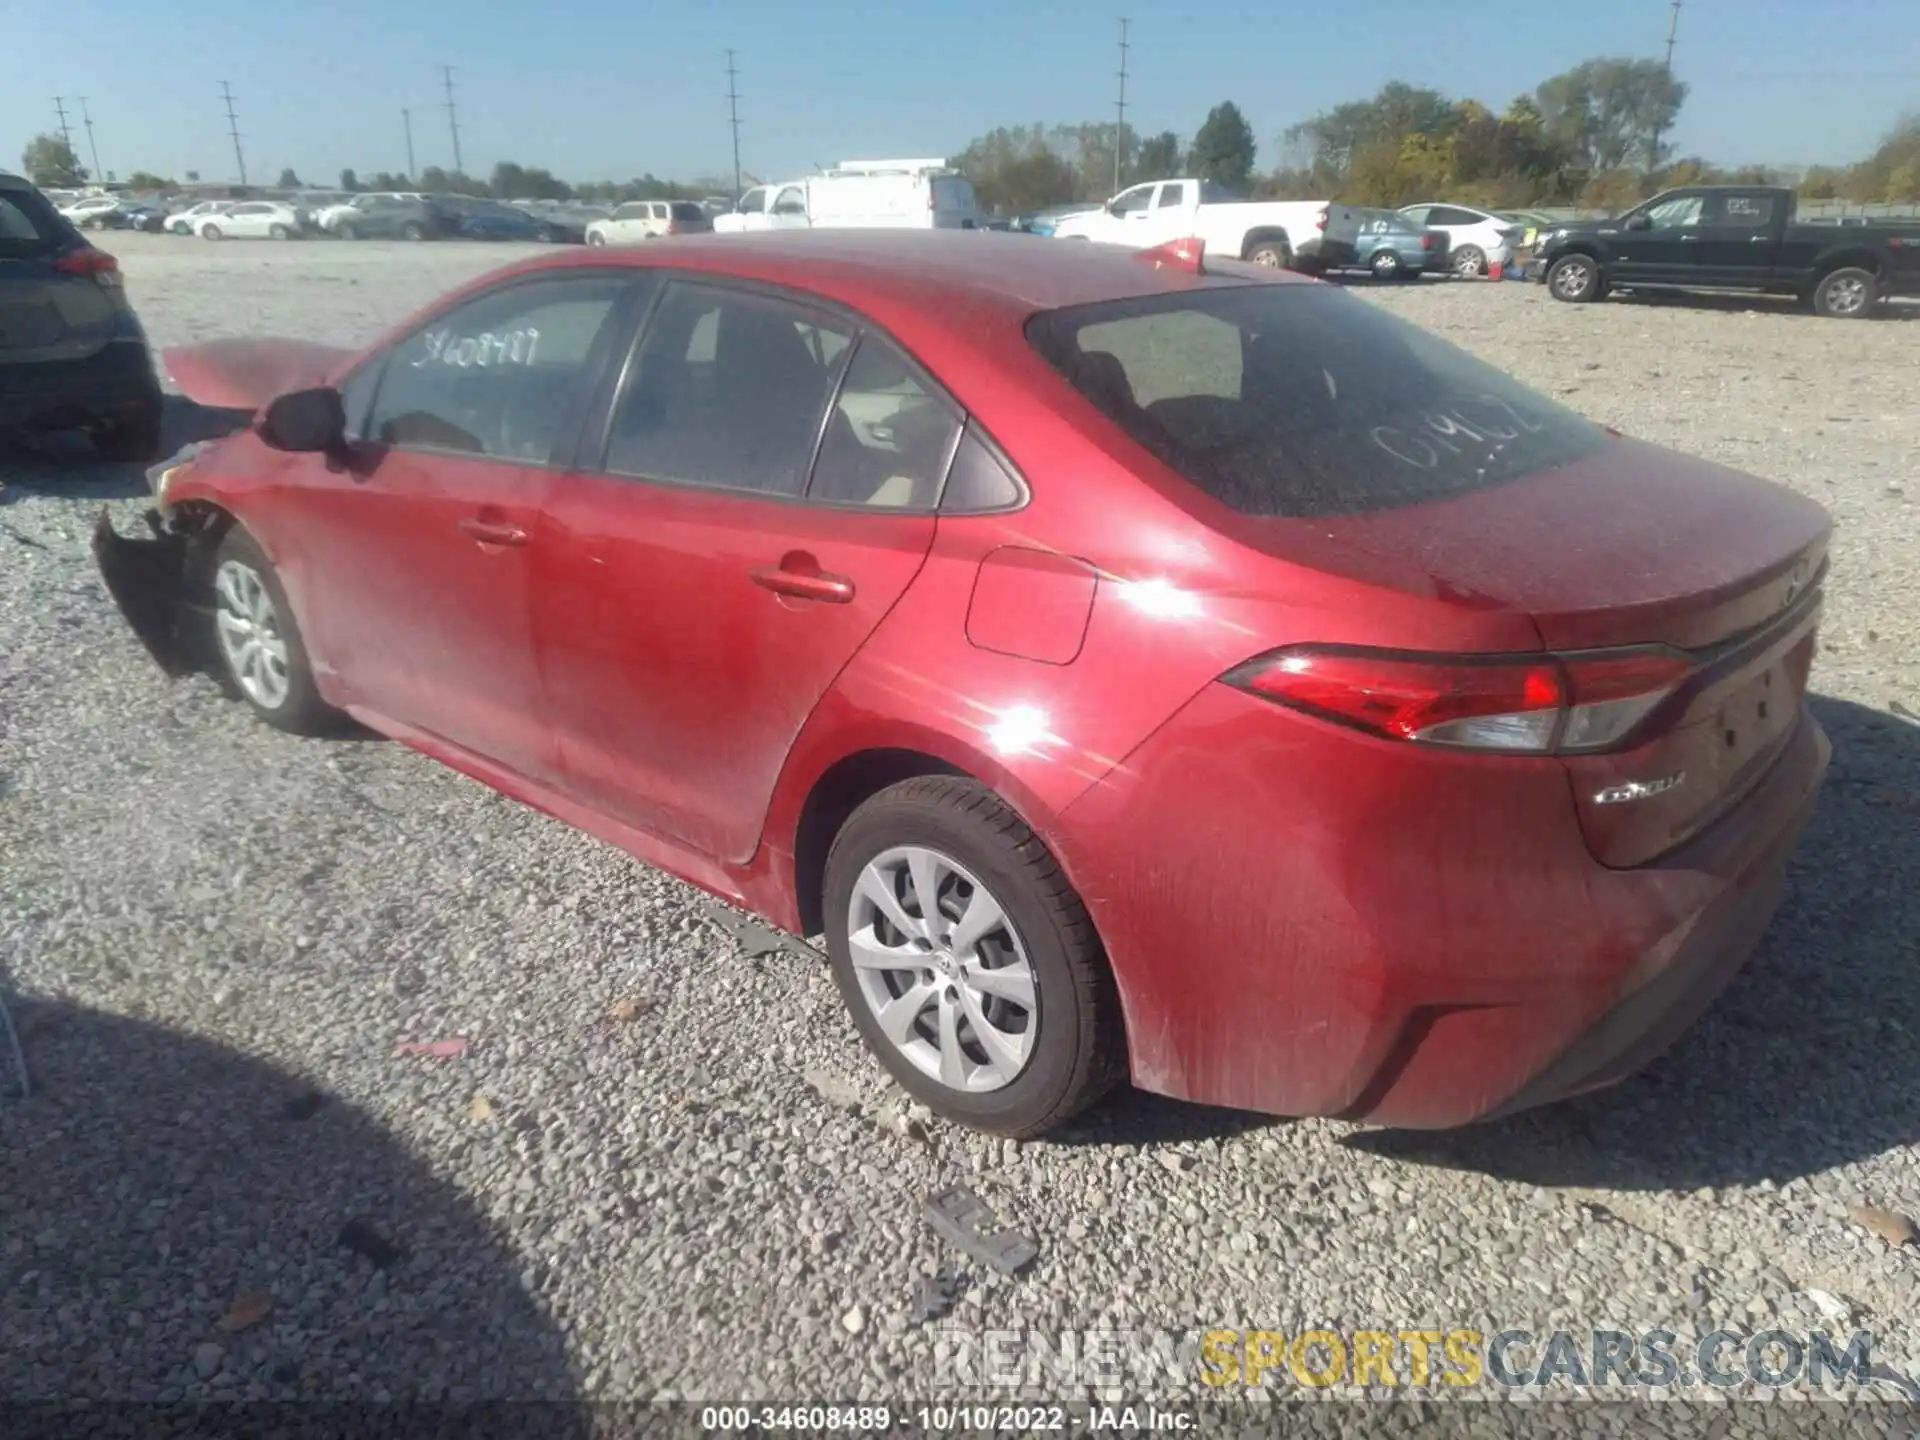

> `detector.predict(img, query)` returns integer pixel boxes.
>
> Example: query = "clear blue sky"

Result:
[5,0,1913,186]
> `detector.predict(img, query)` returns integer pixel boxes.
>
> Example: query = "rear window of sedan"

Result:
[1026,284,1608,519]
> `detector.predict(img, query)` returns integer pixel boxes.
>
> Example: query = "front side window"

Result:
[1110,185,1154,217]
[737,188,766,214]
[809,338,961,509]
[1155,183,1190,209]
[1027,284,1607,520]
[603,284,851,497]
[366,276,627,463]
[772,187,807,215]
[1644,195,1704,229]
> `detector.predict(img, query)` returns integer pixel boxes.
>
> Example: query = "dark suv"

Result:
[0,171,163,460]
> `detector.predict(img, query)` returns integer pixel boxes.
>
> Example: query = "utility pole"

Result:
[1648,0,1682,177]
[219,82,248,188]
[441,66,463,175]
[1113,17,1130,196]
[77,97,103,182]
[52,97,76,171]
[403,108,417,180]
[725,50,744,202]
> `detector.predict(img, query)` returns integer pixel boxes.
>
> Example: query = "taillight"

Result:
[1224,645,1692,755]
[665,221,681,235]
[1420,234,1437,250]
[1314,205,1329,232]
[54,248,121,288]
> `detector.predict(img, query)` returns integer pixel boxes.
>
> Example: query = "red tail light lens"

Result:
[1225,646,1692,755]
[1314,205,1329,231]
[54,248,121,287]
[665,221,681,235]
[1420,234,1437,250]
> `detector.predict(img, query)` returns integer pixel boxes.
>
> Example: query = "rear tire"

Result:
[1451,244,1487,278]
[1369,250,1400,279]
[269,223,291,240]
[1812,266,1878,319]
[336,222,358,240]
[203,527,344,736]
[1245,238,1291,269]
[200,224,222,241]
[587,231,607,247]
[823,776,1126,1138]
[93,406,163,464]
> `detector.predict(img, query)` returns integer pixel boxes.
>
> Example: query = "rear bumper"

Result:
[0,339,161,431]
[1054,687,1830,1129]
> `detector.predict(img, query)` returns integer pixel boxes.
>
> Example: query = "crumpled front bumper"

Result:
[91,441,222,677]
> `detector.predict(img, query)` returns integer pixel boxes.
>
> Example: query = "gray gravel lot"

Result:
[3,232,1919,1407]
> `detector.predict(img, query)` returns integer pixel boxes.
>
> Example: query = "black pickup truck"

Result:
[1532,185,1920,318]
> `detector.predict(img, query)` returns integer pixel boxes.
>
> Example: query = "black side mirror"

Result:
[258,386,346,454]
[1625,214,1653,231]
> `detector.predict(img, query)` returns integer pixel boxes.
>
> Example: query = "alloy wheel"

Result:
[846,845,1038,1093]
[213,560,291,709]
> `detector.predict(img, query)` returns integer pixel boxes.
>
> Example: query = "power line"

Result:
[725,49,743,202]
[1113,17,1130,196]
[442,65,463,175]
[403,108,417,180]
[219,81,248,188]
[77,97,103,182]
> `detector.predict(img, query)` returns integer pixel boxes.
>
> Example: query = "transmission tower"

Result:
[726,50,744,201]
[219,82,248,187]
[1648,0,1682,176]
[442,66,463,175]
[1113,18,1130,195]
[52,97,75,162]
[77,97,103,181]
[403,108,417,180]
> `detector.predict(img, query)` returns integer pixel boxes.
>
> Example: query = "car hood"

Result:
[161,338,356,411]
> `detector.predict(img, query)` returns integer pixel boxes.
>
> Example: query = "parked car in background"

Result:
[108,201,172,233]
[1533,185,1920,318]
[586,200,712,246]
[1347,209,1449,279]
[95,229,1832,1139]
[435,199,548,242]
[59,194,128,230]
[1051,178,1363,273]
[532,205,610,244]
[712,183,811,234]
[195,201,305,240]
[1496,209,1560,251]
[329,194,439,241]
[1013,204,1098,237]
[1397,203,1525,277]
[0,170,163,460]
[168,200,234,235]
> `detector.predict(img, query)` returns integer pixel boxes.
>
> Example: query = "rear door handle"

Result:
[458,517,528,547]
[752,553,855,604]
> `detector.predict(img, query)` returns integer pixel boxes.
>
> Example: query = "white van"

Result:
[807,159,979,229]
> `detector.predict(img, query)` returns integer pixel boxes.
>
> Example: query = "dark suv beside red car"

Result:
[0,171,163,461]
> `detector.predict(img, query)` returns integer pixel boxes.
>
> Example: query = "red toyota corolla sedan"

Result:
[95,230,1831,1138]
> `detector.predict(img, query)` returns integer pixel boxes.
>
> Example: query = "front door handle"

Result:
[458,516,528,547]
[752,552,855,604]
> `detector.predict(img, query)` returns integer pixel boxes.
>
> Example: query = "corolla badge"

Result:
[1593,772,1686,805]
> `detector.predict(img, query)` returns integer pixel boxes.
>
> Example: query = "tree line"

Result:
[957,59,1919,213]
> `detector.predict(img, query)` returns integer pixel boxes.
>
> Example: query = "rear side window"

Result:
[931,176,976,212]
[0,188,67,257]
[1026,284,1608,520]
[670,202,705,222]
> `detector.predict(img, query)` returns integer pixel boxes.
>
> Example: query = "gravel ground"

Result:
[3,233,1919,1409]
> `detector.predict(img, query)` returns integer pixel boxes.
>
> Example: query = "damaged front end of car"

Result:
[92,441,226,677]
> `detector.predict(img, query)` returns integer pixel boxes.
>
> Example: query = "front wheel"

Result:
[401,222,426,241]
[94,406,163,463]
[824,777,1125,1137]
[269,223,291,240]
[205,527,344,735]
[1245,239,1291,268]
[1812,266,1878,319]
[200,224,222,241]
[1546,253,1602,303]
[586,231,607,247]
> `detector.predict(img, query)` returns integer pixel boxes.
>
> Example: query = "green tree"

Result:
[1534,57,1687,176]
[1188,102,1256,190]
[339,168,360,191]
[276,167,302,189]
[956,125,1082,211]
[21,133,88,187]
[1133,130,1184,182]
[124,171,178,194]
[1284,82,1454,183]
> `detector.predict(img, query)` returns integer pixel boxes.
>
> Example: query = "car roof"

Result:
[501,229,1301,319]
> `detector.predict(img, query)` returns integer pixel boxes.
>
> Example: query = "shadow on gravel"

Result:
[0,397,251,506]
[1343,694,1920,1192]
[1608,289,1920,321]
[0,997,583,1415]
[1054,1090,1285,1148]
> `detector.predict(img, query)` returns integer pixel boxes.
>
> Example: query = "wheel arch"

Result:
[1812,246,1885,281]
[1239,226,1292,260]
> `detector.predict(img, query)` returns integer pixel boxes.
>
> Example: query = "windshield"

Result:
[1026,284,1609,519]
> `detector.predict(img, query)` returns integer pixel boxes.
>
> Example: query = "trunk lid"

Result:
[1317,437,1832,867]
